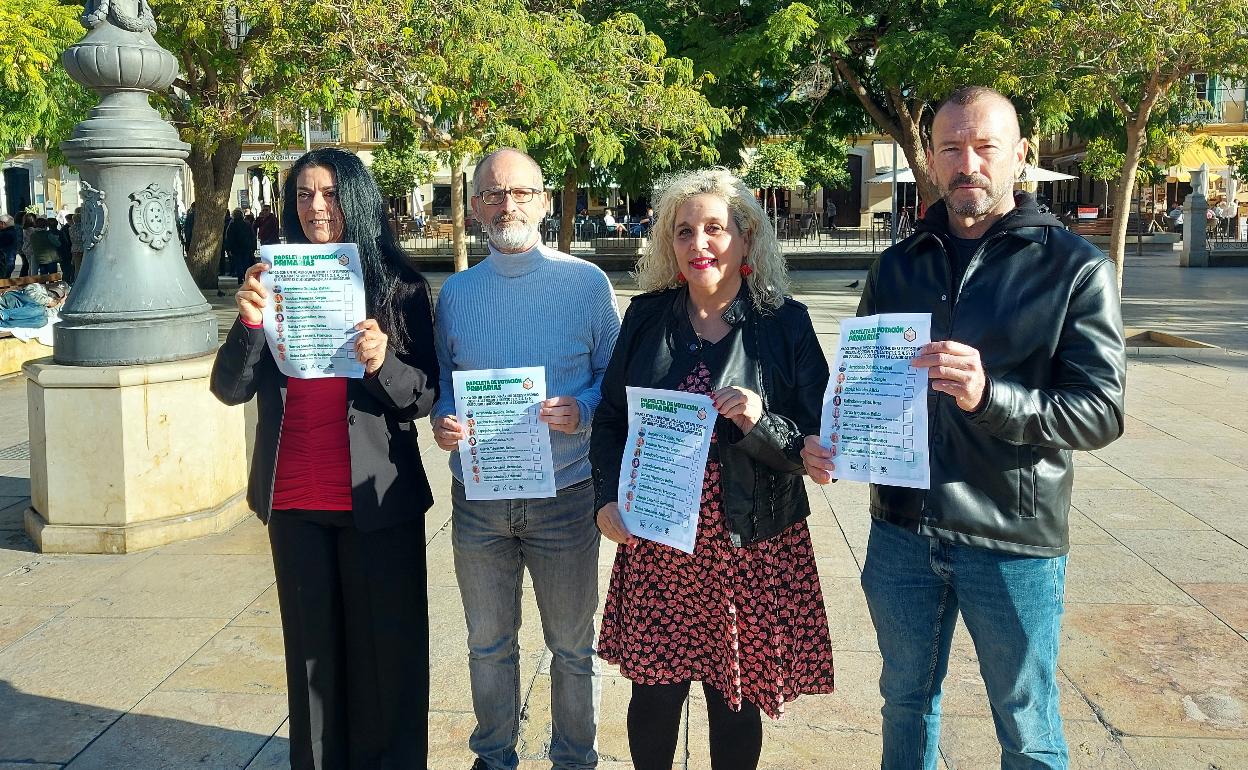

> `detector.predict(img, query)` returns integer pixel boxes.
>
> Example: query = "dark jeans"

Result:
[268,509,429,770]
[861,519,1068,770]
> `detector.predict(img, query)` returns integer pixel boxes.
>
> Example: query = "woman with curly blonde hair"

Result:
[634,167,790,310]
[590,166,835,770]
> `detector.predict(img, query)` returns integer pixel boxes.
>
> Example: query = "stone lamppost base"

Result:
[23,353,250,554]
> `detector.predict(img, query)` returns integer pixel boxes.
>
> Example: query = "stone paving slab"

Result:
[1062,603,1248,740]
[1,258,1247,767]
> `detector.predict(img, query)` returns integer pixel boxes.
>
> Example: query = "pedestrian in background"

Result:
[223,207,257,287]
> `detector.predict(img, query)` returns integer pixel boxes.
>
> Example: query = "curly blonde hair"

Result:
[634,166,789,310]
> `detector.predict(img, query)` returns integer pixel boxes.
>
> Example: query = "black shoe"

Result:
[469,760,488,770]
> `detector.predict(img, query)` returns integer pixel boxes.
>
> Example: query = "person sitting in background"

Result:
[1168,202,1184,234]
[631,206,655,237]
[603,208,627,236]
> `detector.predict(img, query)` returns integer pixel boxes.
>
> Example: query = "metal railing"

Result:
[1209,215,1246,249]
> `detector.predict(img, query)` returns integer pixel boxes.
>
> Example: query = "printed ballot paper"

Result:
[259,244,367,379]
[453,367,557,501]
[820,313,932,489]
[618,387,718,553]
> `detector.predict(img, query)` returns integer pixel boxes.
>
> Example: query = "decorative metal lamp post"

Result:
[55,0,217,364]
[22,0,248,553]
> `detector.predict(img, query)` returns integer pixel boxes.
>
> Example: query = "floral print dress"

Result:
[598,359,836,719]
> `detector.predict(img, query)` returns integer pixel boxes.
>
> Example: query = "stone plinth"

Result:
[23,353,249,553]
[1181,196,1209,267]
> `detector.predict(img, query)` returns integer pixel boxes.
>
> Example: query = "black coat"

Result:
[591,285,829,547]
[210,268,439,531]
[224,217,257,260]
[860,193,1126,557]
[0,226,18,260]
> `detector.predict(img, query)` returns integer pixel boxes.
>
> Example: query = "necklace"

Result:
[686,298,707,354]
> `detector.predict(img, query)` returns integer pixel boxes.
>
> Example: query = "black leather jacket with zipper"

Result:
[861,193,1126,557]
[590,285,829,547]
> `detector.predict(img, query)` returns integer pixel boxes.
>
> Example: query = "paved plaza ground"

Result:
[0,249,1246,768]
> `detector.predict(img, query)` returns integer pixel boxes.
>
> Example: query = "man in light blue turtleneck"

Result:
[432,148,620,770]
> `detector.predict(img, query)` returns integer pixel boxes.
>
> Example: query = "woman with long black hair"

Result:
[211,147,437,769]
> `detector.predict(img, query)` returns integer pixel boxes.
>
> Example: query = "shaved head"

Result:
[931,87,1021,145]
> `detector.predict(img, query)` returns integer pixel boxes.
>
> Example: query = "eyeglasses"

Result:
[477,187,542,205]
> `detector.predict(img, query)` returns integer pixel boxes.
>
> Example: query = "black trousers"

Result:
[268,509,429,770]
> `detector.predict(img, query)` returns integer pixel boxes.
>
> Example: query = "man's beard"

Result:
[484,214,539,250]
[943,172,1013,217]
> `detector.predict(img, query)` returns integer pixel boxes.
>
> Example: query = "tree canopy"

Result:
[0,1,92,165]
[1018,0,1248,284]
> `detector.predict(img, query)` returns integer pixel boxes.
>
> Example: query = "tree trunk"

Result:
[830,63,942,206]
[185,136,244,289]
[559,164,577,254]
[1022,130,1042,195]
[1108,118,1149,291]
[898,122,941,206]
[450,152,468,272]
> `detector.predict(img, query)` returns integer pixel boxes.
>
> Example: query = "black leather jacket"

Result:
[861,193,1126,557]
[591,285,829,547]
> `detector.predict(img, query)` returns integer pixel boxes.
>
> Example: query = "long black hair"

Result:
[281,147,421,354]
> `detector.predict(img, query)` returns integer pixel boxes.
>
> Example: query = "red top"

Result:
[243,316,353,511]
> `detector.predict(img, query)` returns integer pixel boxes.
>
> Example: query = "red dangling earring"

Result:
[677,272,687,283]
[740,264,753,277]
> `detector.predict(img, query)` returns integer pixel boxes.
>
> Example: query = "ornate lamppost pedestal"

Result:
[1181,164,1210,268]
[23,1,248,553]
[23,357,250,553]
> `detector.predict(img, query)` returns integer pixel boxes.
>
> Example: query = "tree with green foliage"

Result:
[1081,137,1125,216]
[591,0,1067,208]
[370,143,437,202]
[1228,143,1248,184]
[742,139,804,222]
[528,11,732,253]
[797,135,851,199]
[0,1,93,165]
[142,0,416,286]
[383,0,559,270]
[1022,0,1248,285]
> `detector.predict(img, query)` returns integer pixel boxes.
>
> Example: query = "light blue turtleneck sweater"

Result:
[432,242,621,488]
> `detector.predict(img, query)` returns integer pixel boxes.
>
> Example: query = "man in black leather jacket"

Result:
[803,86,1126,770]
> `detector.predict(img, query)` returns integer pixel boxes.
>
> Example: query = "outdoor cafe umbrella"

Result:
[865,165,1077,184]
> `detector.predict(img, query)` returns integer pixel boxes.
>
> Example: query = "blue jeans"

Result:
[452,478,601,770]
[861,519,1068,770]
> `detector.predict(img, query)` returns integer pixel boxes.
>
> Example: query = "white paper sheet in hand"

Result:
[820,313,932,489]
[259,244,367,379]
[453,366,556,500]
[618,387,718,554]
